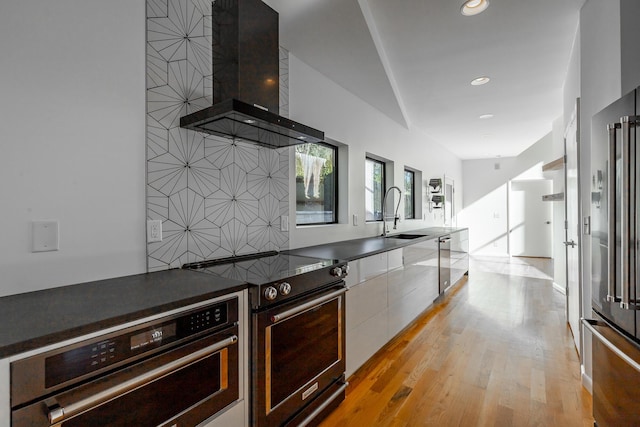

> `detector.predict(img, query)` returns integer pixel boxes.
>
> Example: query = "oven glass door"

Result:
[12,329,239,427]
[255,286,345,425]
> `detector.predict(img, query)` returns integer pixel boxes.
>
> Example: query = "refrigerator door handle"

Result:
[607,122,620,303]
[583,318,640,374]
[620,116,636,309]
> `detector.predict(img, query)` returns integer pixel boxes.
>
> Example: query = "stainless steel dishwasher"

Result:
[438,235,451,294]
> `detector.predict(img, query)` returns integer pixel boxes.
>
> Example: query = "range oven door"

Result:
[12,328,239,427]
[253,284,347,426]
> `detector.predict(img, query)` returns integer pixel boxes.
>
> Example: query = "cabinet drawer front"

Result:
[346,275,388,329]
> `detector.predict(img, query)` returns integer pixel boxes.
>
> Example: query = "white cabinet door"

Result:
[346,274,388,330]
[199,401,246,427]
[388,240,439,337]
[346,309,388,377]
[345,252,390,377]
[359,252,388,282]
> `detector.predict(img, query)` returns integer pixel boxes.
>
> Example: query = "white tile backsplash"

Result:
[146,0,290,270]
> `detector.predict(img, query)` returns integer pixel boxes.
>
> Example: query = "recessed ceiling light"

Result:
[471,76,490,86]
[297,136,307,140]
[243,119,257,124]
[461,0,489,16]
[479,114,494,119]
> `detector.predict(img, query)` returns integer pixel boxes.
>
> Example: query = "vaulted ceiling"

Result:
[264,0,585,159]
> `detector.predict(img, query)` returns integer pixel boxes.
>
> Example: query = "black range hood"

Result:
[180,0,324,148]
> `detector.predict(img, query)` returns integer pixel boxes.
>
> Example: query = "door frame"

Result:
[565,98,583,357]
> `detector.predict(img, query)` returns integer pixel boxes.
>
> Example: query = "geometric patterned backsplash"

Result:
[146,0,290,271]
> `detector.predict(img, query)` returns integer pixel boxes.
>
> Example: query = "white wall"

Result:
[0,1,462,296]
[286,55,463,249]
[460,132,556,255]
[0,1,147,297]
[620,0,640,93]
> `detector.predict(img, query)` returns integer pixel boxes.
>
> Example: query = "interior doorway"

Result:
[509,179,553,258]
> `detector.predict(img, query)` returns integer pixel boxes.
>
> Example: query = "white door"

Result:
[509,180,553,257]
[565,100,581,354]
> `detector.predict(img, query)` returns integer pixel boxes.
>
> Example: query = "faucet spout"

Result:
[381,186,402,236]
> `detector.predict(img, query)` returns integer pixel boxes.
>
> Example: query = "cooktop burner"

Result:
[183,251,348,309]
[182,251,340,286]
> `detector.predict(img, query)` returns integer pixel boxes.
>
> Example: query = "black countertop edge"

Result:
[283,227,468,262]
[0,269,248,359]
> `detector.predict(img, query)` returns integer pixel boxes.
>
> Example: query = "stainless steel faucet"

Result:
[381,186,402,236]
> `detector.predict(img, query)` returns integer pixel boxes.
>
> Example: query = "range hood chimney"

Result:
[180,0,324,148]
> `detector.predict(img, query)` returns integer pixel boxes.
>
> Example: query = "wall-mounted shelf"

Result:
[542,156,565,172]
[542,193,564,202]
[428,178,443,212]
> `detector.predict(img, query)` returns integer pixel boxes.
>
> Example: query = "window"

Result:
[404,169,415,219]
[295,143,337,225]
[365,157,385,221]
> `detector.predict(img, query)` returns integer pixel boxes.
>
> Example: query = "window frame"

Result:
[404,168,416,219]
[294,141,339,226]
[365,156,386,222]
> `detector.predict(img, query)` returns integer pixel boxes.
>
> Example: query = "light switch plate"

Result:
[32,221,59,252]
[280,216,289,232]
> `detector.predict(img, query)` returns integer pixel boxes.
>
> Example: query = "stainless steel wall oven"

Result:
[11,297,240,427]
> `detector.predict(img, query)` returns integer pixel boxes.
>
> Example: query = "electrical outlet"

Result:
[147,220,162,243]
[353,214,358,226]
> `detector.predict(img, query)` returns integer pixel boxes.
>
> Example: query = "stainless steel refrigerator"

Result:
[585,87,640,426]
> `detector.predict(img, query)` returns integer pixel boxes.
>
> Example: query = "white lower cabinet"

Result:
[346,255,389,377]
[388,241,439,338]
[200,400,246,427]
[346,307,389,377]
[346,241,440,377]
[346,273,388,328]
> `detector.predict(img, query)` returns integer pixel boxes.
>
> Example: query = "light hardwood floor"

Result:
[320,256,593,427]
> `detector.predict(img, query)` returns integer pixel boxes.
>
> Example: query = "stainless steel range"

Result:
[184,251,349,427]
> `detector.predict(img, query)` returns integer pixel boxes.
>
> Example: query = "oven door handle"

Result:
[270,287,347,323]
[46,335,238,425]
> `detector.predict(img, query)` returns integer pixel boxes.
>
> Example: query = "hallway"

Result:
[319,256,593,426]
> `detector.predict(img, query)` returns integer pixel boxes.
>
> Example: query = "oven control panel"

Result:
[252,262,349,308]
[41,298,237,389]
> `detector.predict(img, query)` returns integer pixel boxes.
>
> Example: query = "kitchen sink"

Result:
[385,233,428,239]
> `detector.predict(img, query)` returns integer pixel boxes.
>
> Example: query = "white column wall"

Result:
[0,1,147,297]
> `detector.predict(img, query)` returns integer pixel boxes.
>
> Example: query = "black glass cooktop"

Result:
[182,251,340,286]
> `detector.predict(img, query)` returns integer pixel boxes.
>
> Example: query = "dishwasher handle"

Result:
[46,335,238,424]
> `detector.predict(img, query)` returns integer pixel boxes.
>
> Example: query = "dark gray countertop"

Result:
[284,227,467,261]
[0,269,247,358]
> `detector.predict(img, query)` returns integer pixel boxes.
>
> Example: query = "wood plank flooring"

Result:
[320,256,593,426]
